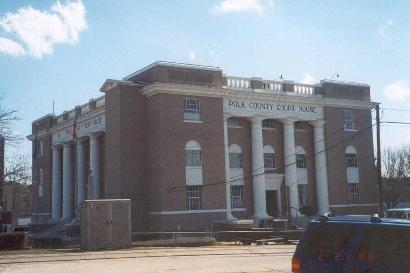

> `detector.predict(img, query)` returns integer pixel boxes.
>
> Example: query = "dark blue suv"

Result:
[292,214,410,273]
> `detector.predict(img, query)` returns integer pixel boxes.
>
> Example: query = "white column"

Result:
[311,120,330,214]
[283,119,299,217]
[76,139,86,207]
[251,117,269,219]
[62,142,73,219]
[223,115,235,221]
[89,134,100,199]
[51,145,62,220]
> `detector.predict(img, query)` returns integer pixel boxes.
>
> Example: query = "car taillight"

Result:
[292,256,301,273]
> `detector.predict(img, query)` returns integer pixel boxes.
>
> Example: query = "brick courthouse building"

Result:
[29,61,379,231]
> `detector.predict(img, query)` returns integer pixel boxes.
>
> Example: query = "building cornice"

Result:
[27,106,105,141]
[100,79,143,93]
[123,61,222,81]
[142,83,378,110]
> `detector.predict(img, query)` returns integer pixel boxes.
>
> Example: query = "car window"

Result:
[356,226,410,266]
[303,224,356,261]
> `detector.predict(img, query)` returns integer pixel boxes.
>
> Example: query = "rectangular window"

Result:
[262,119,274,129]
[227,118,242,128]
[231,185,244,208]
[344,111,355,130]
[297,184,308,207]
[186,185,202,210]
[38,169,43,198]
[39,140,44,157]
[294,121,305,131]
[229,153,242,168]
[185,150,201,166]
[264,153,275,172]
[184,98,201,121]
[296,154,306,168]
[348,183,360,204]
[346,153,357,167]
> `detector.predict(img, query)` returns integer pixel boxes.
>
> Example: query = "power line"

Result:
[169,122,376,193]
[382,121,410,125]
[186,110,375,185]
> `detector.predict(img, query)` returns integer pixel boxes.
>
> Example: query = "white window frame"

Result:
[346,153,358,168]
[229,153,242,168]
[294,121,305,131]
[227,118,242,128]
[186,185,202,210]
[262,119,275,130]
[231,185,244,208]
[185,150,201,167]
[344,111,356,131]
[296,154,306,168]
[348,183,360,204]
[184,98,201,122]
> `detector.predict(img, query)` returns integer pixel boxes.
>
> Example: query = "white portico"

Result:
[50,98,106,221]
[223,93,329,219]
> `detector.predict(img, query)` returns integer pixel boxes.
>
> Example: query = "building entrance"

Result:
[266,190,279,217]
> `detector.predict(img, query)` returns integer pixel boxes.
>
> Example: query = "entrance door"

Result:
[266,190,278,217]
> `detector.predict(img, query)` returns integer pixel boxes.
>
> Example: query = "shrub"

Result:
[0,232,27,251]
[134,237,216,247]
[299,206,317,217]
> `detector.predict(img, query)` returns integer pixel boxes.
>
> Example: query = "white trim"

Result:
[329,203,378,208]
[123,61,222,81]
[344,129,358,132]
[320,79,370,87]
[148,208,246,215]
[183,120,203,124]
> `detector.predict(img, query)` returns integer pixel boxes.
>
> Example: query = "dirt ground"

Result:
[0,244,296,273]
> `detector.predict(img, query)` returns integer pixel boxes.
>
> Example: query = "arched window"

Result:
[263,145,275,171]
[229,144,242,168]
[185,140,201,166]
[295,146,306,168]
[345,145,358,167]
[185,140,203,210]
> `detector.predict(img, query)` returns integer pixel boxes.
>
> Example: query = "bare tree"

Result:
[0,95,21,144]
[3,155,32,213]
[382,145,410,209]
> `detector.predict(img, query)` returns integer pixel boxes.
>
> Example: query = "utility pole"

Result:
[376,104,383,216]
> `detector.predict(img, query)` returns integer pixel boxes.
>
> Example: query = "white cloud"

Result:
[384,81,410,103]
[189,51,196,60]
[301,73,315,84]
[211,0,269,15]
[0,37,25,56]
[377,19,393,36]
[0,0,87,58]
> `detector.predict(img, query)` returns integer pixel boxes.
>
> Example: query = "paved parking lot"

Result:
[0,244,296,273]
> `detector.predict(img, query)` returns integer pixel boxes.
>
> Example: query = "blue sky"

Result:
[1,0,410,157]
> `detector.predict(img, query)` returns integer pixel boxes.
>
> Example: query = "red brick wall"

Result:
[146,93,226,230]
[324,107,378,208]
[104,84,148,231]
